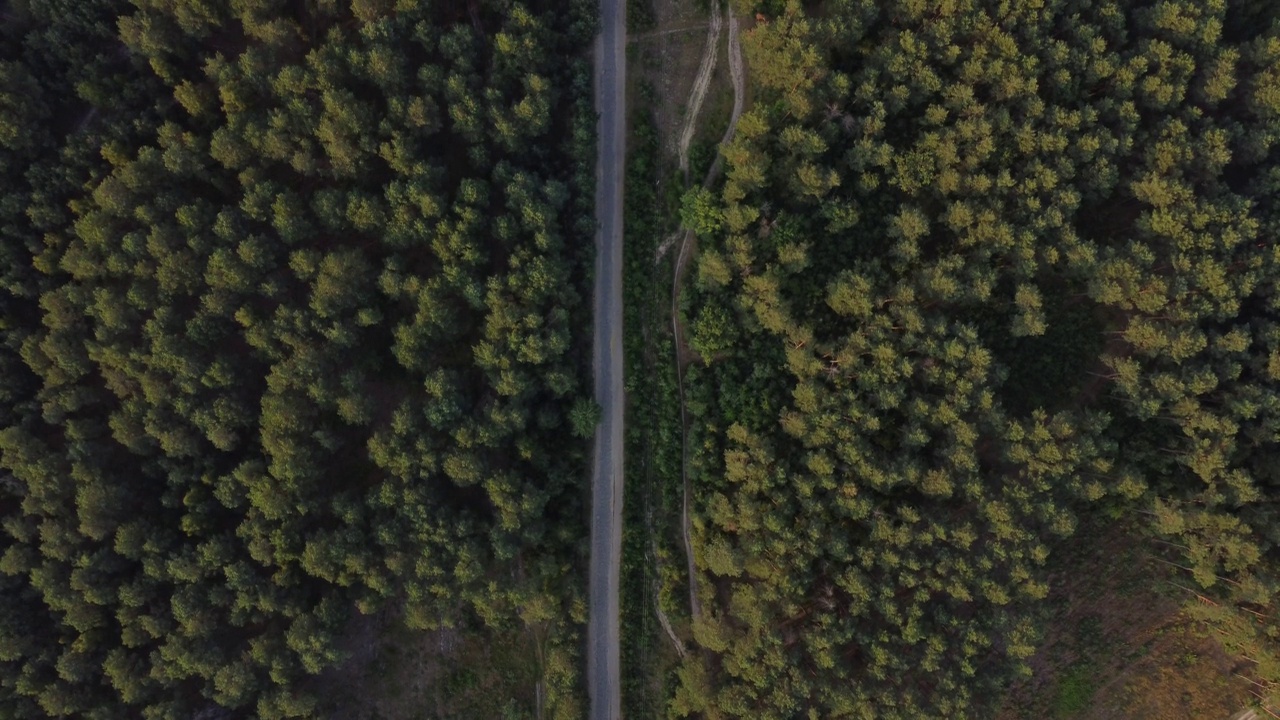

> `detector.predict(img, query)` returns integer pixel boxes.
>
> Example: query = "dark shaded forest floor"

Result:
[997,521,1259,720]
[317,611,542,720]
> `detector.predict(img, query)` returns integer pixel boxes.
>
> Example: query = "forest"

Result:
[0,0,595,717]
[674,0,1280,716]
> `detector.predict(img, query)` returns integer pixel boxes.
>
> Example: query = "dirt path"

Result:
[672,259,701,621]
[705,13,744,182]
[649,532,688,659]
[656,9,744,266]
[671,2,747,627]
[630,23,710,42]
[677,2,722,177]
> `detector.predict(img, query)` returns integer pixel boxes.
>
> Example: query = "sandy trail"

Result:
[705,12,744,183]
[650,531,688,659]
[677,2,722,176]
[656,9,745,265]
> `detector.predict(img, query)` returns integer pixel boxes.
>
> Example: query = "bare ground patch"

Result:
[996,524,1259,720]
[631,0,718,172]
[314,609,543,720]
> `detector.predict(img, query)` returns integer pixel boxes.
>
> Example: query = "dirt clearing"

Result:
[996,523,1261,720]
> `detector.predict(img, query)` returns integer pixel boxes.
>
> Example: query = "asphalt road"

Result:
[587,0,625,715]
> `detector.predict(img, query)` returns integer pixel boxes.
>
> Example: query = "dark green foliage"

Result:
[621,104,662,720]
[570,398,602,439]
[1051,664,1097,717]
[621,96,682,720]
[0,0,594,717]
[675,0,1280,716]
[968,283,1106,415]
[627,0,656,33]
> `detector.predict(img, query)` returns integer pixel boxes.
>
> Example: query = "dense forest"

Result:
[0,0,594,717]
[676,0,1280,716]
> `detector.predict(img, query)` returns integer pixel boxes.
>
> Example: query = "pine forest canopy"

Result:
[7,0,1280,718]
[675,0,1280,716]
[0,0,594,718]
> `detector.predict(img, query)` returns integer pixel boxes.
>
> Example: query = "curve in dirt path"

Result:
[588,0,625,714]
[705,13,744,183]
[678,2,723,176]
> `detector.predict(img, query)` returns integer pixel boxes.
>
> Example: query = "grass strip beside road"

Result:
[620,91,686,719]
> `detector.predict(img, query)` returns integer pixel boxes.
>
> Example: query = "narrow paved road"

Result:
[588,0,625,714]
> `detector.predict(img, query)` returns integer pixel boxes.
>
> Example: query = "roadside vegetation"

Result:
[0,0,594,717]
[622,0,746,713]
[620,29,693,710]
[673,0,1280,716]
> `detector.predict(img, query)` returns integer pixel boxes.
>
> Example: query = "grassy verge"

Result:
[620,85,686,718]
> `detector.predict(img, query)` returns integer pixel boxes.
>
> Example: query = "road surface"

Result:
[588,0,625,714]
